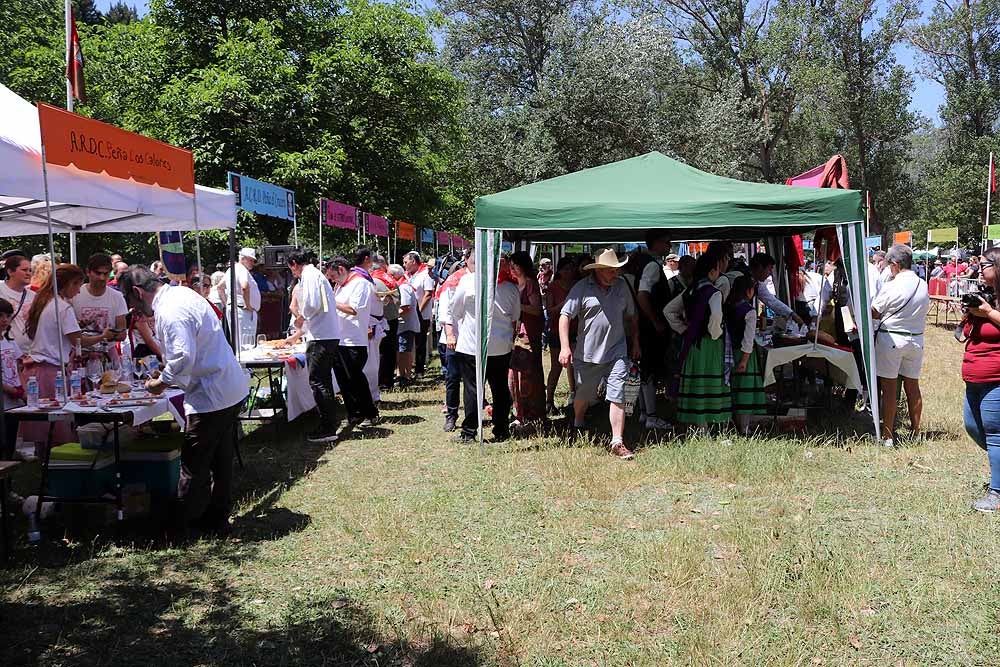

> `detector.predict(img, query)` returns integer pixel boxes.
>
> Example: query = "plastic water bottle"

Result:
[70,369,82,399]
[54,372,65,403]
[623,362,642,416]
[26,375,39,408]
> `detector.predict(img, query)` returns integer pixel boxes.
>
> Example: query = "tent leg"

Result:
[229,229,238,354]
[69,230,77,264]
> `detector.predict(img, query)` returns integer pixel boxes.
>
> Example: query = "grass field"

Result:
[2,323,1000,666]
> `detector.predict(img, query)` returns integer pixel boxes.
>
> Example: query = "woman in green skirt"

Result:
[666,253,731,428]
[726,275,767,432]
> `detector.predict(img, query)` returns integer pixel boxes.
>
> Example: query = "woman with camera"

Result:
[960,247,1000,512]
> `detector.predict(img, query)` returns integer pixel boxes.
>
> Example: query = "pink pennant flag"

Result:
[437,230,451,245]
[366,213,389,237]
[321,199,357,230]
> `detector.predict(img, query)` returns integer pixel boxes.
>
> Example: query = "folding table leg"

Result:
[32,422,55,543]
[1,478,9,561]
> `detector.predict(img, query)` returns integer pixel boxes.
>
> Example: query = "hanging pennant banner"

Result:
[366,213,389,237]
[928,227,959,243]
[227,171,295,221]
[865,235,882,248]
[320,199,357,230]
[437,230,452,245]
[397,221,415,241]
[893,230,912,245]
[38,103,195,194]
[420,228,435,244]
[157,231,186,281]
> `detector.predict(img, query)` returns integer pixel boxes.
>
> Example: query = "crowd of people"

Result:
[6,231,1000,535]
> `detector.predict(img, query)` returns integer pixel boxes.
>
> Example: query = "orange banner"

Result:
[396,221,415,241]
[893,231,912,245]
[38,103,195,194]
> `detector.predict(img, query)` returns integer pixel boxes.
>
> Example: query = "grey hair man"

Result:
[871,243,930,448]
[117,265,249,536]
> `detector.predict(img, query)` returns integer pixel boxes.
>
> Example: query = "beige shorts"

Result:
[876,332,924,380]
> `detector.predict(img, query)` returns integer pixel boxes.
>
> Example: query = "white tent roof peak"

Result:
[0,83,235,236]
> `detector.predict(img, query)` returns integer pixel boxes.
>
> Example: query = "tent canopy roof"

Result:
[475,152,864,242]
[0,83,235,237]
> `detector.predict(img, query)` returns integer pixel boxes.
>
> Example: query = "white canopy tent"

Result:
[0,83,235,237]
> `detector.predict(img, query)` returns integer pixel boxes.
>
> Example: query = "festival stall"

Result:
[473,151,876,440]
[0,84,238,537]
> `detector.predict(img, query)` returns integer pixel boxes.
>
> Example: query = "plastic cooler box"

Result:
[47,443,115,498]
[120,434,182,499]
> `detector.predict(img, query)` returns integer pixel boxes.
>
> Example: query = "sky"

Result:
[93,0,945,123]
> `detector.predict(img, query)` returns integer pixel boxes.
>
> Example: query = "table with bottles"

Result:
[236,335,311,427]
[12,360,185,541]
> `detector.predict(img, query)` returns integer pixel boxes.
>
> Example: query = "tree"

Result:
[105,2,139,25]
[73,0,103,24]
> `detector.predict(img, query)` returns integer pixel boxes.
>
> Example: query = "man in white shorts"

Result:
[871,243,930,448]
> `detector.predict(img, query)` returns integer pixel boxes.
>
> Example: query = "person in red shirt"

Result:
[961,247,1000,512]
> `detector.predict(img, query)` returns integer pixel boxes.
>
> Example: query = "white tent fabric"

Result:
[0,83,234,236]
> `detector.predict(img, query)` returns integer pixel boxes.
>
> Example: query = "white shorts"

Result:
[876,332,924,380]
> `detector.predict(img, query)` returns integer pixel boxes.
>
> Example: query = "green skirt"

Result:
[731,350,767,416]
[677,335,732,425]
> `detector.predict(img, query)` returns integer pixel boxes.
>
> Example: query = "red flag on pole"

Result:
[66,8,86,104]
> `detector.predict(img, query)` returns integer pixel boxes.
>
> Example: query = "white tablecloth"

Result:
[12,388,186,428]
[240,345,339,421]
[762,343,863,391]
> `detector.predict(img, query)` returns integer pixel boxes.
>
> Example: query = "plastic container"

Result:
[47,442,114,498]
[77,423,110,450]
[70,369,82,399]
[121,435,182,499]
[54,372,65,403]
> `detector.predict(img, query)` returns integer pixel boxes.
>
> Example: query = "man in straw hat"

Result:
[559,248,641,460]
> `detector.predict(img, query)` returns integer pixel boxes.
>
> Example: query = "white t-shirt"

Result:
[297,264,339,341]
[1,338,24,409]
[225,262,262,311]
[71,284,128,333]
[871,270,930,334]
[335,275,373,347]
[450,273,521,357]
[27,297,80,365]
[664,267,679,281]
[639,259,664,293]
[408,269,436,320]
[0,281,34,350]
[398,283,421,334]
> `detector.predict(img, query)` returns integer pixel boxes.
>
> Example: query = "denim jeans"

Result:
[438,345,460,419]
[963,382,1000,492]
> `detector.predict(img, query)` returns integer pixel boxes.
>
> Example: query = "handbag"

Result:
[509,333,535,372]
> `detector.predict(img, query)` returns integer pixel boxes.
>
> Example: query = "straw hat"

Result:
[583,248,627,271]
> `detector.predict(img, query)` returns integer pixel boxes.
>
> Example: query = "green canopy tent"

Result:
[473,152,877,441]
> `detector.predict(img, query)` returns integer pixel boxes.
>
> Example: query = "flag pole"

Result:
[318,201,323,259]
[985,152,994,254]
[65,0,77,264]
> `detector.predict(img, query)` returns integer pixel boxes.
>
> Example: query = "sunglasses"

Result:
[981,261,994,270]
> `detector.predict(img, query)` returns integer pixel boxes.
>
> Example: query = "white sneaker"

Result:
[882,438,895,449]
[644,416,671,430]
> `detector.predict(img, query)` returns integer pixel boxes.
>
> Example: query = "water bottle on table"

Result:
[54,372,65,403]
[69,369,82,399]
[26,375,38,408]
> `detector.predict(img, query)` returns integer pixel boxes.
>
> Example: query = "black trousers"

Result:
[378,319,399,389]
[415,316,430,375]
[333,345,378,420]
[455,351,512,439]
[307,339,341,431]
[176,402,240,528]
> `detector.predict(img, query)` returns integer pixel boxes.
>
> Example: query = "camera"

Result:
[962,285,996,309]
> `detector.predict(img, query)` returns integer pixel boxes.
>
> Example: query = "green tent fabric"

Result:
[475,152,863,242]
[472,152,879,442]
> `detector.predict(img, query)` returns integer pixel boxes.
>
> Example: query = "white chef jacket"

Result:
[298,264,340,341]
[152,285,249,415]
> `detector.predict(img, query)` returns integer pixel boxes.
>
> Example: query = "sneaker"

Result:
[882,438,895,449]
[972,489,1000,513]
[360,416,379,428]
[307,430,339,445]
[610,442,634,460]
[644,416,671,430]
[453,433,476,443]
[492,432,510,443]
[347,416,364,428]
[443,416,457,432]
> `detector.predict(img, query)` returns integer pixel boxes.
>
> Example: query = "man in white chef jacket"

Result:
[118,266,249,537]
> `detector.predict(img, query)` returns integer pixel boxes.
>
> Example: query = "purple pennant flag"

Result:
[366,214,389,237]
[437,230,451,245]
[321,199,357,230]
